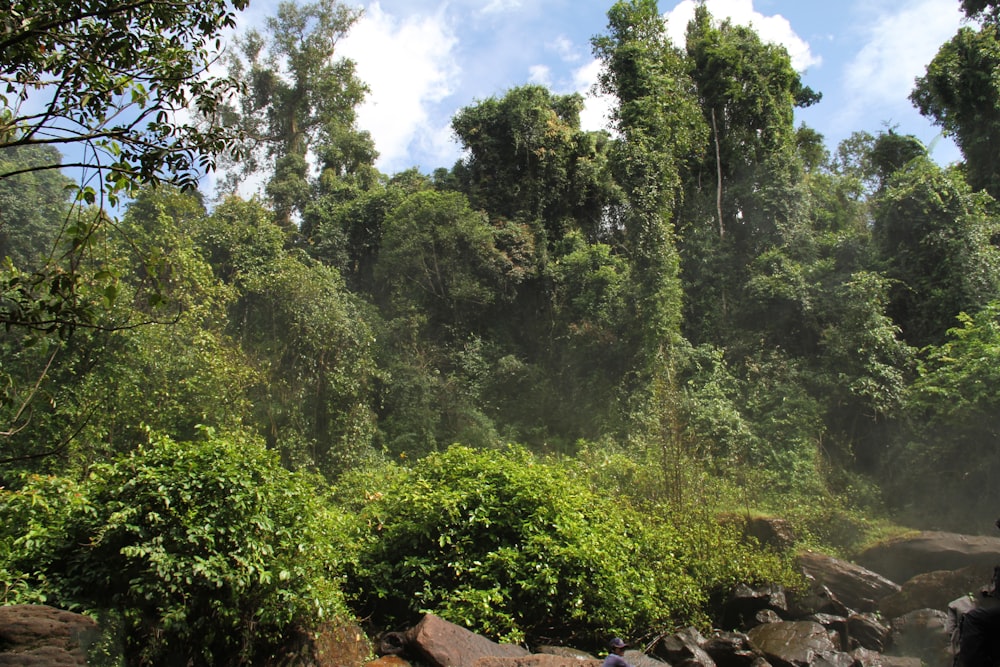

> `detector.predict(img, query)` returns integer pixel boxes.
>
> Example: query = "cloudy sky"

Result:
[235,0,968,176]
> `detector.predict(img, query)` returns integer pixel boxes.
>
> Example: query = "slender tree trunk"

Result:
[711,107,724,240]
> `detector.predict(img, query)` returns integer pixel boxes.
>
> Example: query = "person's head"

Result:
[609,638,627,654]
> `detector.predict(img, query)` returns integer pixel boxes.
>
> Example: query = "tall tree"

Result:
[912,21,1000,199]
[223,0,369,226]
[451,85,620,246]
[592,0,706,369]
[680,4,819,348]
[873,156,1000,347]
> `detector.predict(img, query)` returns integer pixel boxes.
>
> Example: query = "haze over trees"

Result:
[3,0,1000,663]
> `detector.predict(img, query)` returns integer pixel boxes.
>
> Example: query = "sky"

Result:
[232,0,969,177]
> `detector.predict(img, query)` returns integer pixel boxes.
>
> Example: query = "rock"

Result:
[855,532,1000,584]
[805,615,847,652]
[789,583,850,619]
[885,609,950,667]
[846,614,888,653]
[406,614,529,667]
[378,632,409,656]
[746,621,838,667]
[473,656,602,667]
[808,651,855,667]
[874,657,922,667]
[752,611,784,628]
[366,656,414,667]
[623,650,671,667]
[0,604,98,667]
[745,517,799,553]
[651,627,715,667]
[701,630,769,667]
[796,551,900,613]
[722,584,789,630]
[850,648,921,667]
[535,646,597,661]
[878,565,995,619]
[271,618,372,667]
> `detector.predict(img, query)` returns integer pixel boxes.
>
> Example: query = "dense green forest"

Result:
[3,0,1000,663]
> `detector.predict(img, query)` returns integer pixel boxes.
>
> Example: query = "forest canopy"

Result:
[2,0,1000,663]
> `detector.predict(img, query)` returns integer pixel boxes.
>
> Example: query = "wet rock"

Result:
[808,651,855,667]
[849,647,922,667]
[879,565,995,619]
[846,614,888,653]
[855,532,1000,584]
[535,646,597,661]
[789,583,850,619]
[701,630,769,667]
[752,611,784,628]
[406,614,529,667]
[473,656,602,667]
[746,621,837,667]
[723,584,789,630]
[805,615,847,652]
[886,609,950,667]
[796,552,899,613]
[624,649,671,667]
[0,604,98,667]
[652,627,715,667]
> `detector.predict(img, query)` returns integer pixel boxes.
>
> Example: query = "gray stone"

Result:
[746,621,837,667]
[886,609,950,667]
[879,565,995,619]
[796,551,900,613]
[855,532,1000,584]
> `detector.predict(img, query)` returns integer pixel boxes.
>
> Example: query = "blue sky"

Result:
[235,0,968,176]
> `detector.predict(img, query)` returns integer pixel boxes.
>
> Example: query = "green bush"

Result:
[340,444,791,645]
[0,429,353,665]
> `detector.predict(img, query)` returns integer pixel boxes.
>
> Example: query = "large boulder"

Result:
[722,584,789,630]
[795,551,900,613]
[534,646,597,661]
[879,565,995,619]
[746,621,839,667]
[405,615,529,667]
[885,609,950,667]
[745,517,799,553]
[846,614,888,653]
[651,627,716,667]
[855,532,1000,584]
[0,604,99,667]
[701,630,769,667]
[473,657,602,667]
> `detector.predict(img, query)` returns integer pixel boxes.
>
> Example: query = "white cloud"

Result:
[663,0,821,71]
[573,59,614,133]
[529,64,553,87]
[840,0,962,123]
[339,2,460,173]
[482,0,521,14]
[548,35,581,62]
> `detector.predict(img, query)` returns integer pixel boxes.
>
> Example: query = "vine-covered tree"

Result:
[873,156,1000,347]
[912,21,1000,199]
[222,0,370,226]
[592,0,705,378]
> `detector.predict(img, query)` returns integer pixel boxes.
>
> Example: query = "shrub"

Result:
[341,444,740,645]
[0,429,353,665]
